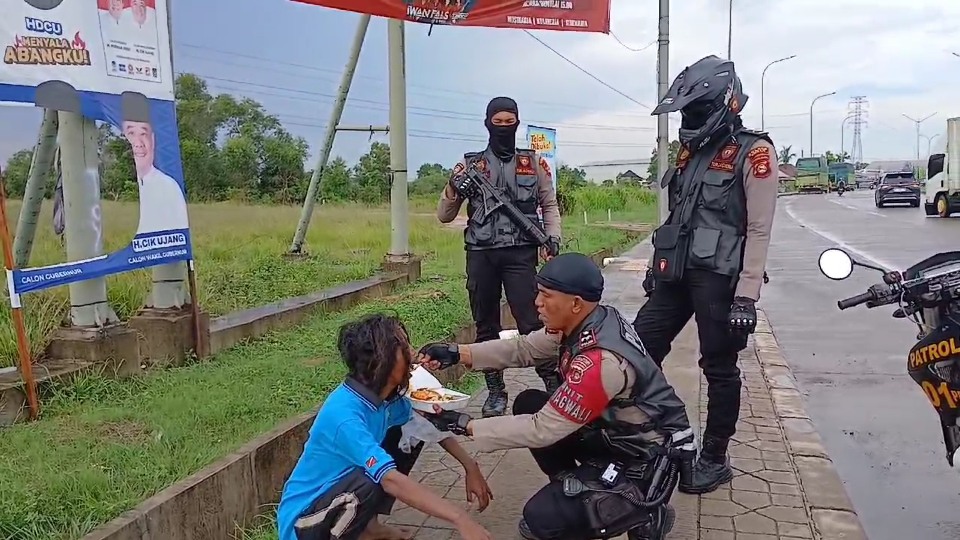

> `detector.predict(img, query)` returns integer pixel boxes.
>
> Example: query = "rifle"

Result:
[453,163,560,257]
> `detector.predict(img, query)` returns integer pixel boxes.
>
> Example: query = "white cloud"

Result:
[525,0,960,167]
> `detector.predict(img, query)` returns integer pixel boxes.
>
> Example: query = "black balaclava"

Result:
[485,97,520,162]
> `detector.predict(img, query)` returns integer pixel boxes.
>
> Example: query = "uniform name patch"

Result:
[708,160,735,172]
[516,155,536,175]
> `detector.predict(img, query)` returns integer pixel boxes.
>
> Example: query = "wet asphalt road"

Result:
[761,190,960,539]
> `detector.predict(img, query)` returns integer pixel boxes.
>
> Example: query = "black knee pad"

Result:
[513,389,549,415]
[521,494,555,539]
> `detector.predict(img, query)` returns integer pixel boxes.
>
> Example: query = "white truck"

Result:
[924,117,960,217]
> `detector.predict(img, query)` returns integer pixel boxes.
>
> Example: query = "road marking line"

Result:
[827,197,886,217]
[783,199,898,270]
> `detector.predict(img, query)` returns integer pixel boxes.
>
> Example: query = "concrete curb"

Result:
[754,310,868,540]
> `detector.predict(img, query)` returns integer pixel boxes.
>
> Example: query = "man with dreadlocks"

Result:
[417,253,694,540]
[277,314,493,540]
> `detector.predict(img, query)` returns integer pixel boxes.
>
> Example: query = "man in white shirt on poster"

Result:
[121,93,189,235]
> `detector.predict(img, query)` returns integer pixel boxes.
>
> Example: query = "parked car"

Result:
[875,171,921,208]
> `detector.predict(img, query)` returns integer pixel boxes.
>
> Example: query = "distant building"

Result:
[579,158,652,184]
[778,164,797,179]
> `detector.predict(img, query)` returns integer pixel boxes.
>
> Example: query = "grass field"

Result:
[0,195,655,539]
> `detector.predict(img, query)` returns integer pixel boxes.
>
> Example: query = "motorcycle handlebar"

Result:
[838,291,874,310]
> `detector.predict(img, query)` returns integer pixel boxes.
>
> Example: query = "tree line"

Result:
[1,73,655,207]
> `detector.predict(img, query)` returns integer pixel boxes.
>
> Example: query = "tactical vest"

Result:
[662,128,773,278]
[561,305,691,437]
[463,148,541,251]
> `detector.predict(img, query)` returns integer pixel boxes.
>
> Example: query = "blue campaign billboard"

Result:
[1,0,191,296]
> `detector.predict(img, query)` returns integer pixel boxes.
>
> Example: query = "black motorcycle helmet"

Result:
[651,55,747,150]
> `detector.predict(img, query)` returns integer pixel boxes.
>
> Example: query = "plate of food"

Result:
[406,366,471,412]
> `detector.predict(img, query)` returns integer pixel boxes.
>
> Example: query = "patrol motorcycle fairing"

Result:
[818,248,960,465]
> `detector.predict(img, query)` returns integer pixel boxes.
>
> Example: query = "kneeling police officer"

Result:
[419,253,695,540]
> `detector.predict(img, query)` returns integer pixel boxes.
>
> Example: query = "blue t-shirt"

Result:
[276,378,412,540]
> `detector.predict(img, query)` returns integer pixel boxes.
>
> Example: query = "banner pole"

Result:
[0,168,40,420]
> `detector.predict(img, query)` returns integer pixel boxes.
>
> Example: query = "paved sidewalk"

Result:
[388,242,866,539]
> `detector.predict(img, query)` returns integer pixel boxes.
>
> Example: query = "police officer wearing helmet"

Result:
[438,96,564,418]
[418,253,695,540]
[633,55,779,494]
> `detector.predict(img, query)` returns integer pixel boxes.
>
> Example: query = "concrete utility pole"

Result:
[58,112,118,326]
[386,18,410,259]
[148,0,189,309]
[289,14,372,254]
[760,55,795,131]
[656,0,670,224]
[809,91,835,156]
[13,108,58,267]
[903,113,936,160]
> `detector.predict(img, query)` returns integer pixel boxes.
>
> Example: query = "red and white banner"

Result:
[292,0,611,34]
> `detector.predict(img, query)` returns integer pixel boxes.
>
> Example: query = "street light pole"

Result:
[840,114,855,157]
[760,54,796,131]
[920,133,939,157]
[903,113,936,161]
[727,0,733,59]
[809,91,836,156]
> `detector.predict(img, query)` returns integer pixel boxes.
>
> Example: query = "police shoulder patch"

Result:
[578,329,598,350]
[749,145,773,179]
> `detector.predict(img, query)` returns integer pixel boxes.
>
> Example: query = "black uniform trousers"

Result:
[466,245,556,381]
[292,427,423,540]
[512,390,653,540]
[632,269,746,441]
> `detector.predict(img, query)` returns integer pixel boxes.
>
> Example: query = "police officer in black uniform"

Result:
[633,56,780,494]
[437,97,564,417]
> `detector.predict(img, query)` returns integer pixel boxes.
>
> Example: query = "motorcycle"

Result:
[818,248,960,466]
[836,183,845,196]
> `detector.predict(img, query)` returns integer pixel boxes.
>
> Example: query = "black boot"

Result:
[627,504,675,540]
[678,436,734,494]
[482,370,508,417]
[518,519,539,540]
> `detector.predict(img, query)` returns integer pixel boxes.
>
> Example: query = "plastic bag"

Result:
[399,412,450,453]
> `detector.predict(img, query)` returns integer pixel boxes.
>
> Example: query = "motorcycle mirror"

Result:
[818,248,854,280]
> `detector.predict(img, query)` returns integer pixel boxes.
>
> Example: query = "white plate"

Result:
[499,329,520,339]
[407,388,471,412]
[406,366,471,412]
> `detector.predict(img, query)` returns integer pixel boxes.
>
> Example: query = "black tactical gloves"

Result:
[418,342,461,369]
[422,409,472,436]
[728,297,757,335]
[449,168,478,199]
[642,268,656,297]
[544,236,561,258]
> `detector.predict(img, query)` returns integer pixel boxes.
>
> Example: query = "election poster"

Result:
[527,124,557,190]
[292,0,612,34]
[1,0,191,296]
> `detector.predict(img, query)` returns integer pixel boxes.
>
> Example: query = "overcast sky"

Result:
[1,0,958,170]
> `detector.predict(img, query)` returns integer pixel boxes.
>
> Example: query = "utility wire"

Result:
[608,32,657,53]
[522,30,651,109]
[179,42,653,118]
